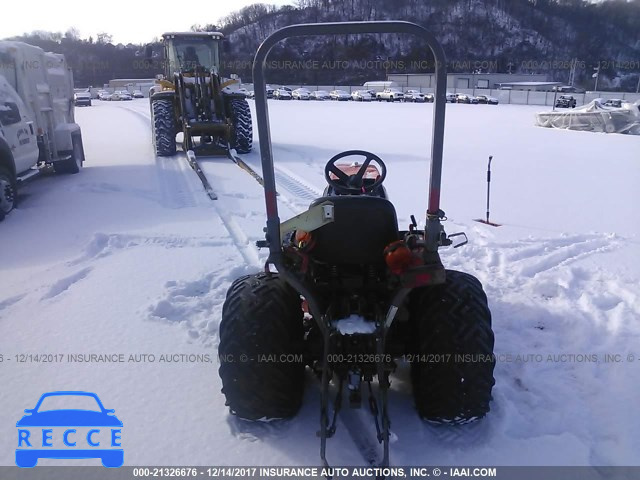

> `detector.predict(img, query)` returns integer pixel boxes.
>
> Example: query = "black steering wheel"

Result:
[324,150,387,195]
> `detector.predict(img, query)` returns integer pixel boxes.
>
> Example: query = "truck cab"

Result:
[0,76,39,176]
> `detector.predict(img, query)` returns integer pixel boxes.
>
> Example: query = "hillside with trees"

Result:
[3,0,639,90]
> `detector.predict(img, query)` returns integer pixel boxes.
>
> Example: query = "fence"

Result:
[242,84,640,107]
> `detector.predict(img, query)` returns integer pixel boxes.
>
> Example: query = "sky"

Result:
[2,0,293,45]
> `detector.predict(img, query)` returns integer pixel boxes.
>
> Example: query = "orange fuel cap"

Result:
[384,240,413,274]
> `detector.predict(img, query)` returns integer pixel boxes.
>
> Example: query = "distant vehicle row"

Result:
[445,92,499,104]
[244,86,498,104]
[94,89,144,101]
[553,96,622,109]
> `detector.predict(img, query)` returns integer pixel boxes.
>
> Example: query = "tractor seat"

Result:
[308,196,398,265]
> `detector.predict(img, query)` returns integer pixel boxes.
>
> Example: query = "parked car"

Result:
[310,90,330,100]
[329,89,351,101]
[292,88,311,100]
[555,94,577,108]
[475,95,499,105]
[376,88,404,102]
[456,94,475,104]
[74,92,92,107]
[404,90,428,103]
[131,90,144,99]
[603,99,623,108]
[424,93,435,103]
[446,92,457,103]
[246,90,255,99]
[273,88,292,100]
[265,85,275,98]
[351,90,373,102]
[365,89,378,99]
[110,91,132,101]
[279,86,293,92]
[98,91,111,101]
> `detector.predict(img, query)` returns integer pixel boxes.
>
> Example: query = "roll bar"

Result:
[252,21,448,256]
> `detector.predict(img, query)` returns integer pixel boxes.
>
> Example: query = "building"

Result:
[493,81,563,91]
[387,73,553,90]
[107,78,157,91]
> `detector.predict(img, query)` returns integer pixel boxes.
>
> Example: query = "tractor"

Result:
[218,22,496,468]
[149,32,252,157]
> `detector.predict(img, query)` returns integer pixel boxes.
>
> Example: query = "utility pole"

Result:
[593,65,600,92]
[568,58,577,86]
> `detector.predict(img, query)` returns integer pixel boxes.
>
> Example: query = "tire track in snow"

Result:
[100,106,266,343]
[119,105,200,209]
[237,160,328,233]
[445,231,634,329]
[211,202,262,267]
[515,236,615,278]
[119,106,261,265]
[338,409,384,466]
[272,165,323,202]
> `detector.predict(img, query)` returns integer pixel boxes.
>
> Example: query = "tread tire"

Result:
[0,165,17,221]
[410,270,495,425]
[152,99,177,156]
[229,98,253,154]
[219,272,304,420]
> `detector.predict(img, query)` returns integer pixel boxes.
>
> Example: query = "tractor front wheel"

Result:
[151,99,177,156]
[229,98,253,154]
[219,273,304,420]
[410,270,495,424]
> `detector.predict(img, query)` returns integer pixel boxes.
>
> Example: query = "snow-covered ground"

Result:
[1,98,639,468]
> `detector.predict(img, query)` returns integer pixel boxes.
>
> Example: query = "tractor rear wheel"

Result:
[151,99,177,156]
[229,98,253,154]
[219,272,304,420]
[410,270,495,424]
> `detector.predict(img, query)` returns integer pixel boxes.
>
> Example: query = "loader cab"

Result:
[161,32,223,77]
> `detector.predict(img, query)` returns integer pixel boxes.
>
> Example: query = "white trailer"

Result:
[0,41,85,220]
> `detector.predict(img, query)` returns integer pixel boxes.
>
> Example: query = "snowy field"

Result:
[1,98,640,469]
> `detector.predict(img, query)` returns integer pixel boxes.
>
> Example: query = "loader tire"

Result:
[53,132,84,174]
[152,99,176,156]
[229,98,253,154]
[410,270,495,425]
[0,166,17,221]
[219,272,304,420]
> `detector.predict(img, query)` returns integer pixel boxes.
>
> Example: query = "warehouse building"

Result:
[107,78,157,90]
[387,73,552,90]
